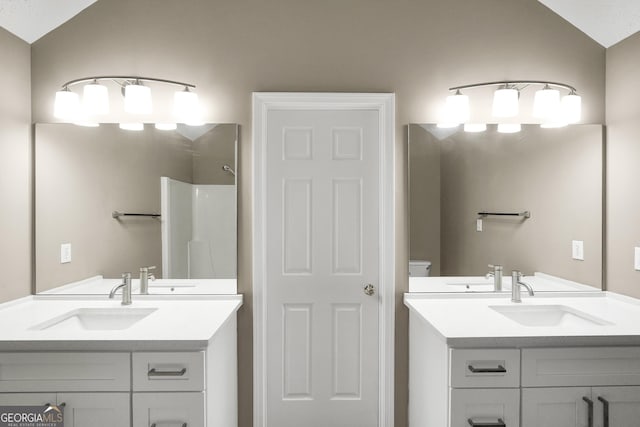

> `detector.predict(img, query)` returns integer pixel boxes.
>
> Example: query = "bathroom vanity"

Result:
[0,295,241,427]
[405,292,640,427]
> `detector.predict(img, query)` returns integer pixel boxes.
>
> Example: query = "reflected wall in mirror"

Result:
[409,124,603,290]
[35,123,237,294]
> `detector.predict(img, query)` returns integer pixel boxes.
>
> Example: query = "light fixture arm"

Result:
[449,80,577,94]
[60,76,196,90]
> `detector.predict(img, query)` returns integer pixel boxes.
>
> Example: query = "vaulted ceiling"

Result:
[0,0,98,44]
[0,0,638,47]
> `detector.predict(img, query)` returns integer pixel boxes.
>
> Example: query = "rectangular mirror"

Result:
[409,124,603,291]
[35,123,237,294]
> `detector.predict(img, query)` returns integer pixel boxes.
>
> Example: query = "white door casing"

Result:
[253,93,395,427]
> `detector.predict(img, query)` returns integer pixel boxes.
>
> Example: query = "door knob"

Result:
[364,284,375,296]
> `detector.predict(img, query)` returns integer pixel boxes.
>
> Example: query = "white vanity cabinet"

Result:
[0,352,131,427]
[409,310,640,427]
[521,347,640,427]
[0,314,238,427]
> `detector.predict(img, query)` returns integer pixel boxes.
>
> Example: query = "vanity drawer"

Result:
[522,347,640,387]
[133,392,205,427]
[450,388,520,427]
[451,349,520,388]
[133,352,205,391]
[0,352,130,392]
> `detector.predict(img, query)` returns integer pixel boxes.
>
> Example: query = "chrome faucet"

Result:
[109,272,132,305]
[511,270,534,303]
[486,264,504,291]
[139,265,156,295]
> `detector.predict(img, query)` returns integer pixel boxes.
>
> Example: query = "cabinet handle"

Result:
[148,367,187,377]
[583,396,594,427]
[467,364,506,373]
[150,423,187,427]
[467,418,505,427]
[44,402,66,408]
[597,396,609,427]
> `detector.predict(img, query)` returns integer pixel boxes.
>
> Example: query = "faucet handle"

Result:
[140,265,156,272]
[488,264,503,271]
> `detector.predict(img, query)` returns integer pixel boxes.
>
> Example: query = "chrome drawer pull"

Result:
[583,397,594,427]
[467,364,506,373]
[150,423,187,427]
[148,367,187,377]
[597,396,609,427]
[467,418,505,427]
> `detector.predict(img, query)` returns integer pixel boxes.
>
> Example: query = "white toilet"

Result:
[409,260,432,277]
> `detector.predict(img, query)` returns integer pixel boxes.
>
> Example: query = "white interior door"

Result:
[254,93,395,427]
[265,108,379,426]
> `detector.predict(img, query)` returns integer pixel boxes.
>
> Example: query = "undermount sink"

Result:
[31,307,157,331]
[490,304,612,327]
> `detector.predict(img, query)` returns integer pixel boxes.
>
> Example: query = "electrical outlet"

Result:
[60,243,72,264]
[635,247,640,271]
[476,219,483,232]
[572,240,584,261]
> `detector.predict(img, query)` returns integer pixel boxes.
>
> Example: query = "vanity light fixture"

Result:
[54,76,201,124]
[438,80,582,129]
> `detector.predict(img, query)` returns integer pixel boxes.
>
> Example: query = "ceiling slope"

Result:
[538,0,640,48]
[0,0,98,44]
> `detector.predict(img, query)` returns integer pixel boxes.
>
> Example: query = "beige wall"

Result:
[606,32,640,296]
[21,1,606,426]
[410,124,603,288]
[0,28,31,303]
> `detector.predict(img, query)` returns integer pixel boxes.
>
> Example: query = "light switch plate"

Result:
[572,240,584,261]
[60,243,71,264]
[476,219,483,232]
[635,247,640,271]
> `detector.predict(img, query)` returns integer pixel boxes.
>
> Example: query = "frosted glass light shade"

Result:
[533,87,560,119]
[124,84,152,114]
[464,123,487,133]
[445,92,470,123]
[561,93,582,123]
[155,123,177,131]
[119,123,144,131]
[83,83,109,115]
[54,90,80,120]
[497,123,521,133]
[492,88,519,118]
[173,89,200,122]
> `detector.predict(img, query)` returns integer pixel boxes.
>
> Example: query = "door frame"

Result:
[252,92,396,427]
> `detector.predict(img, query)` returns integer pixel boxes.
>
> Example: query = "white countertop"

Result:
[39,275,237,295]
[408,272,599,293]
[404,291,640,347]
[0,294,242,351]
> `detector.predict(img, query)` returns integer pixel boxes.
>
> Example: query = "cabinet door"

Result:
[451,388,519,427]
[593,386,640,427]
[56,392,130,427]
[0,393,56,405]
[522,387,591,427]
[133,392,205,427]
